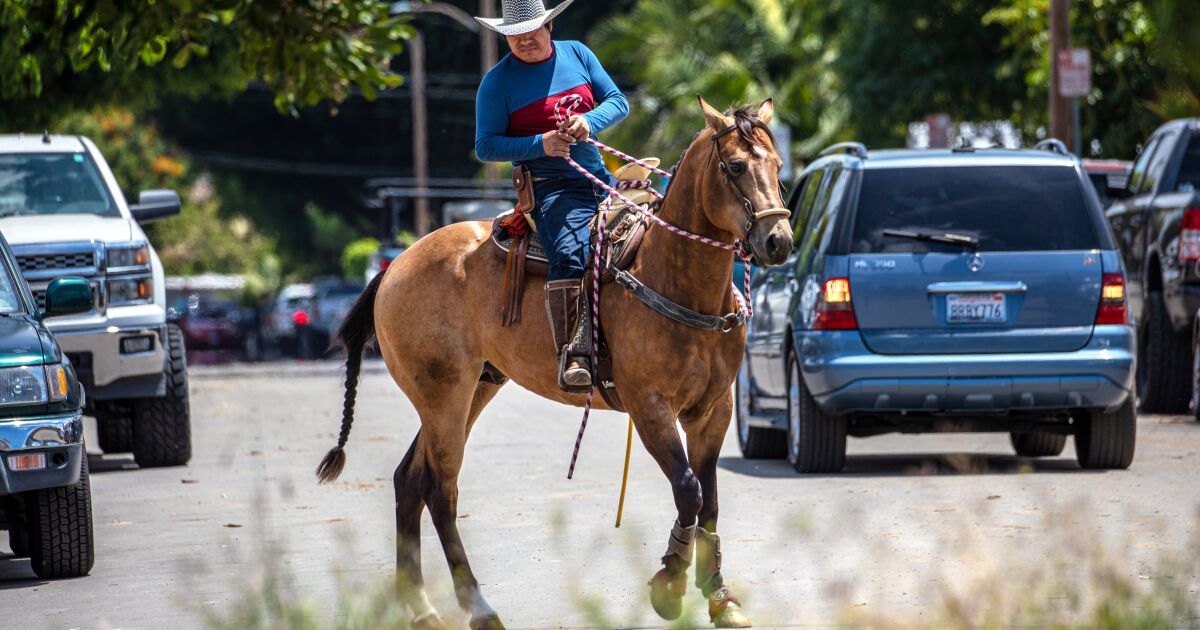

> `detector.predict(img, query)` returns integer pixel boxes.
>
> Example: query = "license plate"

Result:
[947,293,1006,324]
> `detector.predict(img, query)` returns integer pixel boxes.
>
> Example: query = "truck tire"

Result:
[787,351,846,473]
[8,522,29,558]
[94,402,133,454]
[132,324,191,468]
[736,367,786,459]
[1138,291,1192,414]
[1076,399,1136,470]
[25,455,94,578]
[1010,430,1067,457]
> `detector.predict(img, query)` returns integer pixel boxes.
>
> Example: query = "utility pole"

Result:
[1048,0,1073,148]
[481,0,501,186]
[410,30,431,237]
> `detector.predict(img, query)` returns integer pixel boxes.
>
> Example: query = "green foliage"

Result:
[58,107,279,290]
[341,238,379,281]
[0,0,412,129]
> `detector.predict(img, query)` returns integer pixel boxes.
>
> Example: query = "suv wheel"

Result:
[1138,291,1192,413]
[1010,430,1067,457]
[736,366,786,459]
[95,401,134,454]
[786,352,846,473]
[132,324,192,468]
[1075,399,1136,470]
[25,455,94,578]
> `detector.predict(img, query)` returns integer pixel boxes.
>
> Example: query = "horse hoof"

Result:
[410,611,446,630]
[709,586,751,628]
[648,568,687,620]
[469,615,506,630]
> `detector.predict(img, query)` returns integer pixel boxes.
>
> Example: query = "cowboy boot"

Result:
[544,280,592,391]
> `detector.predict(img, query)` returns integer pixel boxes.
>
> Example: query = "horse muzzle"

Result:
[745,210,793,267]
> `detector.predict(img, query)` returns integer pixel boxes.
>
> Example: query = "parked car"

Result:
[737,141,1136,473]
[0,231,93,578]
[263,283,317,359]
[311,282,365,351]
[0,134,190,467]
[1082,159,1132,208]
[365,246,405,285]
[1105,119,1200,414]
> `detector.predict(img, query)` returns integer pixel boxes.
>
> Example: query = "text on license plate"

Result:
[947,293,1006,324]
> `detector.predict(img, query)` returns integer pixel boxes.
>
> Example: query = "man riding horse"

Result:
[474,0,628,392]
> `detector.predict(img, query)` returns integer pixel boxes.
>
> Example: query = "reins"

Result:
[552,95,783,479]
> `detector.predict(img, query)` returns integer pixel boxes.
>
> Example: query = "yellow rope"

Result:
[615,417,634,528]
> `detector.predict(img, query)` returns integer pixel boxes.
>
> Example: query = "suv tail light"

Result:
[1095,273,1128,325]
[292,310,310,327]
[813,278,858,330]
[1179,207,1200,262]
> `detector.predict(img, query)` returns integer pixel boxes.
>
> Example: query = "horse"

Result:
[316,96,794,629]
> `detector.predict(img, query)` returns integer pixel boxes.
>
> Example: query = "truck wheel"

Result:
[736,366,786,459]
[8,522,29,558]
[1075,399,1137,470]
[132,324,192,468]
[1138,291,1192,414]
[1010,430,1067,457]
[786,351,846,473]
[25,455,94,578]
[95,402,133,454]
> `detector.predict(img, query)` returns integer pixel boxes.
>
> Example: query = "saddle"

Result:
[488,160,661,413]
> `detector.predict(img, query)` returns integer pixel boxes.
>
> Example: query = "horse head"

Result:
[694,95,793,267]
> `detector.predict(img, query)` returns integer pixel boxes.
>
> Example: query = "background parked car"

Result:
[737,142,1136,473]
[1082,159,1132,208]
[0,231,93,578]
[1105,118,1200,414]
[310,281,365,354]
[263,283,317,359]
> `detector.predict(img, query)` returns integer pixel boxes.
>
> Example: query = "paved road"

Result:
[2,361,1197,629]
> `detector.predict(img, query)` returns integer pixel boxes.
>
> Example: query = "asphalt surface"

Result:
[2,360,1198,629]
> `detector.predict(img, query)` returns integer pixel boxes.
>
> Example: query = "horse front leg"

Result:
[683,396,752,628]
[628,405,703,622]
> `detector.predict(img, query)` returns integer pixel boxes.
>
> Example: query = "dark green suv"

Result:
[0,231,93,578]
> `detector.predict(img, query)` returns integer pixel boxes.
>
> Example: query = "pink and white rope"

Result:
[555,95,752,479]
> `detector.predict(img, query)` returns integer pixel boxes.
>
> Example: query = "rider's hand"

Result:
[561,115,591,141]
[541,130,574,159]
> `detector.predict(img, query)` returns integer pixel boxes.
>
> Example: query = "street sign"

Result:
[1058,48,1092,98]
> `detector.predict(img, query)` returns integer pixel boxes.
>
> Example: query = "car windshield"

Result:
[1178,135,1200,192]
[850,165,1098,253]
[0,153,118,218]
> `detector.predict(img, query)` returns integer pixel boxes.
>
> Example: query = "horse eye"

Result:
[729,161,747,176]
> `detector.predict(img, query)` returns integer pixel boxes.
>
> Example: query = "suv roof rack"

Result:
[1033,138,1071,156]
[818,142,868,160]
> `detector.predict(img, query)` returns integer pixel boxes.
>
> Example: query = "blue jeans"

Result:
[532,175,614,281]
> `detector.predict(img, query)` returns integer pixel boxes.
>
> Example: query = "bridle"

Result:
[708,124,792,240]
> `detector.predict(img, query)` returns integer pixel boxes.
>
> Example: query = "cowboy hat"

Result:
[475,0,575,37]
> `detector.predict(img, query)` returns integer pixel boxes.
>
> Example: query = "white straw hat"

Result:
[475,0,575,37]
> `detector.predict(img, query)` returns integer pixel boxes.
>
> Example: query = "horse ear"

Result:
[697,94,731,133]
[757,98,775,125]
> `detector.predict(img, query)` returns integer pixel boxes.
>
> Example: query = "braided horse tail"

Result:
[316,271,386,484]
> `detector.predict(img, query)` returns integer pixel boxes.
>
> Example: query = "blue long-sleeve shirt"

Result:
[475,40,628,182]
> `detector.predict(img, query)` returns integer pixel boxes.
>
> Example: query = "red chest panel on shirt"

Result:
[506,84,594,137]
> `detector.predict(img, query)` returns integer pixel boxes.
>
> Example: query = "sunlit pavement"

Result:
[2,360,1197,628]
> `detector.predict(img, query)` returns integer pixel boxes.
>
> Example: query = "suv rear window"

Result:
[850,165,1097,253]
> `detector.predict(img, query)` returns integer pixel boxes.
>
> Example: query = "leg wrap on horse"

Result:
[663,519,698,566]
[649,520,696,621]
[694,528,724,596]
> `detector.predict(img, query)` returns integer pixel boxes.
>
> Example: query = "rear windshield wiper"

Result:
[883,229,979,250]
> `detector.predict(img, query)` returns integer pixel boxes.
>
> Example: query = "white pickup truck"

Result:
[0,133,191,467]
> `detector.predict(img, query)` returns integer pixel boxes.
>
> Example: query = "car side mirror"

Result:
[42,277,93,319]
[1107,185,1132,200]
[129,189,181,225]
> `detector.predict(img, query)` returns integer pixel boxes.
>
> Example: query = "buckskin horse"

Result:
[317,96,793,629]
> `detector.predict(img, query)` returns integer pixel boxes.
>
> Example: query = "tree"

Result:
[0,0,412,128]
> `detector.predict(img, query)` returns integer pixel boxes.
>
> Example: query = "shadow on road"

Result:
[0,552,46,589]
[718,452,1100,478]
[87,453,139,474]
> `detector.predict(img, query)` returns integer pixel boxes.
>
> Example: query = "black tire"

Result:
[95,402,133,454]
[735,366,786,459]
[1010,430,1067,457]
[1138,291,1192,414]
[786,352,846,473]
[8,522,29,558]
[1076,398,1137,470]
[25,455,94,578]
[1191,326,1200,421]
[132,324,192,468]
